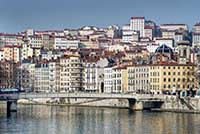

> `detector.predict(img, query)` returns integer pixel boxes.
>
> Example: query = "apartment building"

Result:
[34,62,50,92]
[130,17,145,37]
[82,58,108,93]
[21,43,33,60]
[59,55,82,92]
[193,23,200,33]
[112,66,128,93]
[160,24,188,31]
[28,35,43,48]
[0,61,16,88]
[149,62,197,92]
[127,65,149,92]
[0,33,22,48]
[3,45,21,63]
[104,66,113,93]
[54,36,79,49]
[16,61,35,91]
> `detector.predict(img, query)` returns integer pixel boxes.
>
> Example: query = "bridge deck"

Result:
[18,93,165,101]
[0,93,166,101]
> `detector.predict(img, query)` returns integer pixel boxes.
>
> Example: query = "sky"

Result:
[0,0,200,33]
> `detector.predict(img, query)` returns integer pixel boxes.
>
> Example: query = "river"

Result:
[0,104,200,134]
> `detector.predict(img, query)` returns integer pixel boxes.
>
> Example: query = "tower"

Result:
[177,41,191,64]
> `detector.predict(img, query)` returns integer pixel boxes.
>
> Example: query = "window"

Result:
[168,78,171,82]
[187,72,190,75]
[164,78,166,82]
[168,72,171,75]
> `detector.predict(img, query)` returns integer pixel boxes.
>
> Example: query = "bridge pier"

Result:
[128,99,143,110]
[7,101,17,116]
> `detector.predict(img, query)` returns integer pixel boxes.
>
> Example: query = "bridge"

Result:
[0,92,165,116]
[19,92,165,100]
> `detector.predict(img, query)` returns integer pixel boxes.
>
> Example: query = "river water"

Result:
[0,104,200,134]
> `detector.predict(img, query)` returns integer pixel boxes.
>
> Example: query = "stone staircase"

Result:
[178,96,197,110]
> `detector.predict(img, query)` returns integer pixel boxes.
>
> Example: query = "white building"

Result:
[0,33,22,48]
[48,62,58,92]
[122,29,139,43]
[161,30,175,39]
[82,58,108,93]
[41,50,64,60]
[155,37,174,48]
[160,24,188,31]
[147,44,160,53]
[193,23,200,33]
[127,65,149,92]
[79,26,97,36]
[21,43,33,60]
[28,35,43,48]
[0,49,4,61]
[130,17,145,37]
[192,33,200,47]
[25,29,34,36]
[106,25,120,38]
[34,63,50,92]
[54,36,79,49]
[46,30,65,36]
[104,66,113,93]
[134,65,149,92]
[174,32,184,46]
[144,26,153,40]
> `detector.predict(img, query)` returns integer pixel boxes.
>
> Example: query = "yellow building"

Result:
[149,62,197,92]
[112,66,128,93]
[3,45,21,63]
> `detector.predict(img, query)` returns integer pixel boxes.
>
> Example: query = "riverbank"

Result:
[16,97,200,114]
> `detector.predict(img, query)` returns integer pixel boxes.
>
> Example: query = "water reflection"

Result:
[0,105,200,134]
